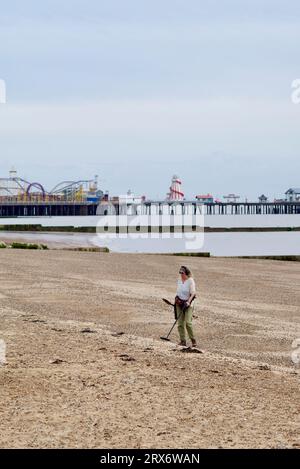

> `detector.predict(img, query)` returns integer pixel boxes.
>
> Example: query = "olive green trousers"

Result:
[176,305,195,342]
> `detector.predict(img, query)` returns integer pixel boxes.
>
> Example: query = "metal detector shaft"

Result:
[162,310,183,341]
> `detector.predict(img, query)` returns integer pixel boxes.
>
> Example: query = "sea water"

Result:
[0,231,299,256]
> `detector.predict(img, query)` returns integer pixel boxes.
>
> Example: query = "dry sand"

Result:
[0,250,299,448]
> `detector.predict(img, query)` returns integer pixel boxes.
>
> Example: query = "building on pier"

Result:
[258,194,268,203]
[223,194,240,203]
[196,194,214,204]
[285,188,300,202]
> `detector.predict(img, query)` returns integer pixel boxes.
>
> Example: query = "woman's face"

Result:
[179,269,188,281]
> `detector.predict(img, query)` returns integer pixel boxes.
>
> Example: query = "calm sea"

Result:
[1,231,299,256]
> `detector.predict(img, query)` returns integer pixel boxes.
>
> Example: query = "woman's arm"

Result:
[186,279,196,306]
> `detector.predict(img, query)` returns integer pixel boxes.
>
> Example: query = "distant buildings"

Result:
[195,194,214,204]
[118,190,144,205]
[223,194,240,203]
[258,194,268,203]
[285,188,300,202]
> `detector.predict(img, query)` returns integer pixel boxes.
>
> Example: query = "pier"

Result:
[0,200,300,218]
[0,201,98,217]
[97,200,300,216]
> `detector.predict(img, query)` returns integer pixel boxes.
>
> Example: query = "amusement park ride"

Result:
[0,169,102,204]
[166,175,184,201]
[0,170,299,222]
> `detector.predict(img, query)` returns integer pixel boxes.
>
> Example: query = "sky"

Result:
[0,0,300,200]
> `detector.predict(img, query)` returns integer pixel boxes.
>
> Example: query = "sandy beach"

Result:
[0,250,299,448]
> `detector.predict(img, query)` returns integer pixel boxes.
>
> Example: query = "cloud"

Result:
[0,0,299,198]
[0,97,299,150]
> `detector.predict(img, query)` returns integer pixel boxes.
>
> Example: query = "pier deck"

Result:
[0,200,300,217]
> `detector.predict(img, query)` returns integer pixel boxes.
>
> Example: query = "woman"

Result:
[175,266,197,347]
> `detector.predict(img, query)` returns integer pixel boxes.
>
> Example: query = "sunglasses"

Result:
[179,270,185,274]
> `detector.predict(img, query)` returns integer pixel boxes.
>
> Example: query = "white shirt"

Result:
[176,277,196,301]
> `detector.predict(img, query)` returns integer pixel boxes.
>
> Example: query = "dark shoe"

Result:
[178,340,187,347]
[191,339,197,348]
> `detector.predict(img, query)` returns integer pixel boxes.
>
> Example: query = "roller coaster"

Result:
[0,172,103,203]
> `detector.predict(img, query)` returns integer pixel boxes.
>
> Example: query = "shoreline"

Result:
[1,230,300,256]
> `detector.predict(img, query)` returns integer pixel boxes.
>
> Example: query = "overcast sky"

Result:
[0,0,299,200]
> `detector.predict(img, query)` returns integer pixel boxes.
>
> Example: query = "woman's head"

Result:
[179,265,192,279]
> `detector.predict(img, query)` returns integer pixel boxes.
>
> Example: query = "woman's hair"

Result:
[180,266,192,277]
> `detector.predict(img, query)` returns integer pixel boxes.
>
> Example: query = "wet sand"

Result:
[0,250,299,448]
